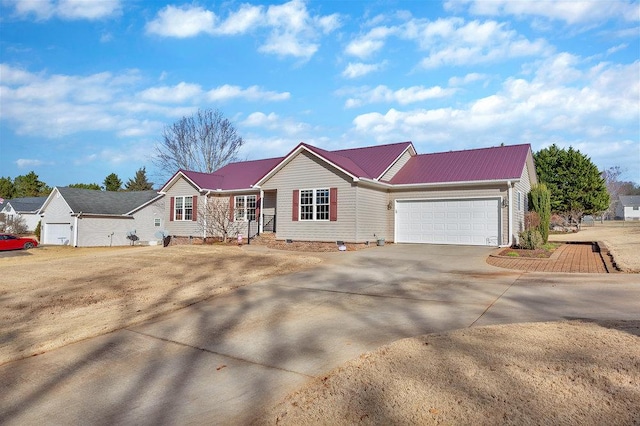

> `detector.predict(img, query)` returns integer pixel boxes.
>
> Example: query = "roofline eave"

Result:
[358,177,521,190]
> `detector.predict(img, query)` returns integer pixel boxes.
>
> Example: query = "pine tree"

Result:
[103,173,122,191]
[125,167,153,191]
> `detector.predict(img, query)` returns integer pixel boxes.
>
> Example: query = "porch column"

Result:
[259,189,264,234]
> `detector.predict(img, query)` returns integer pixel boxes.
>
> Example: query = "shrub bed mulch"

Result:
[498,245,560,259]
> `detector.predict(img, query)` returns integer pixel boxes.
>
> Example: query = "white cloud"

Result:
[414,19,551,68]
[448,72,488,86]
[241,111,311,136]
[350,55,639,152]
[16,158,46,168]
[344,85,456,108]
[445,0,640,25]
[7,0,121,21]
[343,16,551,68]
[345,26,395,59]
[215,4,263,35]
[207,85,290,102]
[341,62,386,79]
[0,64,289,140]
[139,82,203,103]
[146,5,216,38]
[145,0,341,60]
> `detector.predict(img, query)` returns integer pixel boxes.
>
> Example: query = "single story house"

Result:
[159,141,537,247]
[0,196,47,232]
[616,195,640,221]
[39,187,165,246]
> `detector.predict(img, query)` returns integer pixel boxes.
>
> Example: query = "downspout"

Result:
[203,191,211,240]
[507,182,513,247]
[259,189,264,234]
[74,212,81,247]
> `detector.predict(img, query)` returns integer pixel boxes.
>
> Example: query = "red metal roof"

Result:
[181,157,283,191]
[167,142,530,191]
[388,144,531,184]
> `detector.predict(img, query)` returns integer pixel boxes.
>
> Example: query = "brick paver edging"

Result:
[487,242,614,274]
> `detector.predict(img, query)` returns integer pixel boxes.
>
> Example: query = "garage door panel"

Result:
[396,199,499,246]
[44,223,71,245]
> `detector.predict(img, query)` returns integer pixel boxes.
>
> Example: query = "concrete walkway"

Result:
[487,242,608,273]
[1,244,638,425]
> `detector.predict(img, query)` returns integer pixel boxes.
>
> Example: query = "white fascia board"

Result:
[254,144,359,186]
[375,143,417,181]
[358,177,520,190]
[126,193,165,215]
[158,171,202,194]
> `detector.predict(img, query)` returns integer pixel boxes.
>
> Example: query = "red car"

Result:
[0,234,38,250]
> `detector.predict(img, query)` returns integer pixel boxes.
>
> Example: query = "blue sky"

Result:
[1,0,638,188]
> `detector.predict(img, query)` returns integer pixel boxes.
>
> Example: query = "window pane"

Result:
[175,197,183,220]
[316,189,329,220]
[184,196,193,220]
[235,196,246,221]
[247,195,256,221]
[300,190,313,221]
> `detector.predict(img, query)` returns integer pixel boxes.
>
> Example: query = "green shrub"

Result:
[529,184,551,243]
[34,220,41,241]
[518,229,544,250]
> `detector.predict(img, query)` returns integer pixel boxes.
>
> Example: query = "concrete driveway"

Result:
[1,244,638,425]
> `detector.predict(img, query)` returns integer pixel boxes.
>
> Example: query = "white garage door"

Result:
[395,199,500,246]
[44,223,71,245]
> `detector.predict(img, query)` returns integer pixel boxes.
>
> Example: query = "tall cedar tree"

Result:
[125,167,154,191]
[534,145,609,223]
[154,108,244,177]
[528,183,551,243]
[103,173,122,191]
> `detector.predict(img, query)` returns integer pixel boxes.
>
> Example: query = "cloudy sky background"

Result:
[1,0,638,188]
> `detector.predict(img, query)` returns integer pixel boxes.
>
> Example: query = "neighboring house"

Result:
[0,196,47,232]
[160,142,537,247]
[39,187,165,246]
[617,195,640,221]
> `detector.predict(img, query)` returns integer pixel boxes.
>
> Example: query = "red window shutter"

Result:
[255,195,261,221]
[229,195,234,221]
[169,197,174,221]
[292,190,299,221]
[192,196,197,221]
[330,187,338,222]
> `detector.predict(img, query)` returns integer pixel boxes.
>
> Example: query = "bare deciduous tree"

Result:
[197,196,242,243]
[154,108,244,177]
[0,213,28,234]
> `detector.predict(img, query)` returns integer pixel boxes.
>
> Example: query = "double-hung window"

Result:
[234,195,257,221]
[300,189,329,221]
[174,196,193,221]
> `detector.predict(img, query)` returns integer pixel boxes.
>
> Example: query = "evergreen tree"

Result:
[0,177,16,199]
[125,167,153,191]
[69,183,102,190]
[529,184,551,243]
[14,171,51,197]
[534,145,609,223]
[103,173,122,191]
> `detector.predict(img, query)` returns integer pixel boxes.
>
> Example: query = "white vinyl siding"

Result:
[513,161,534,236]
[380,149,413,181]
[261,151,356,242]
[355,186,389,243]
[164,178,201,237]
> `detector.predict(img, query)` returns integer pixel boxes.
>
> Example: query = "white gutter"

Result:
[74,212,81,247]
[358,176,521,190]
[259,189,264,234]
[507,181,513,247]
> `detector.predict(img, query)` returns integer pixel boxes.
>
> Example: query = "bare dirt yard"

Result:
[549,221,640,272]
[0,244,322,365]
